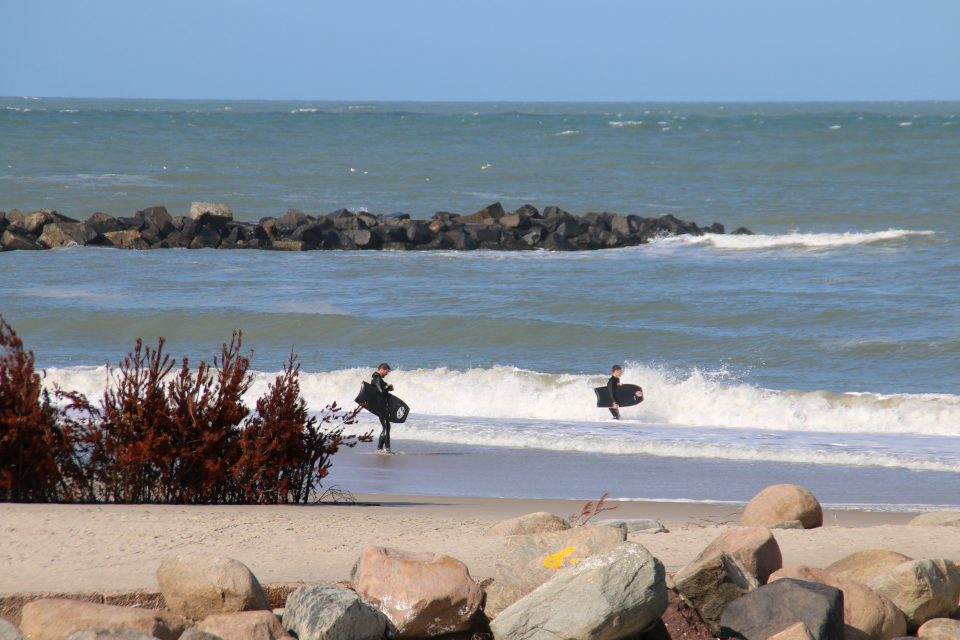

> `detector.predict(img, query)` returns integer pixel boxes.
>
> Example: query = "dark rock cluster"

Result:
[0,201,754,252]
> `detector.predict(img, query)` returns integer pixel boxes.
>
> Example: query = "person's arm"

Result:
[373,373,390,396]
[607,377,619,408]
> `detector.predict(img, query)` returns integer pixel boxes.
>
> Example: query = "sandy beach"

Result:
[2,494,958,595]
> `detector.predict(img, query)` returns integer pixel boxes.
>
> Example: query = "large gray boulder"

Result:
[485,525,627,616]
[156,554,271,622]
[866,559,960,630]
[908,511,960,527]
[1,229,43,250]
[282,585,386,640]
[351,546,482,639]
[673,550,760,636]
[741,484,823,529]
[719,578,844,640]
[19,599,191,640]
[484,512,571,536]
[0,619,27,640]
[490,542,667,640]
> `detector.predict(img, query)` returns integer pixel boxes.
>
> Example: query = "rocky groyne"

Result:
[0,201,753,252]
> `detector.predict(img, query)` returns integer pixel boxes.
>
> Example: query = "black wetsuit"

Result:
[607,375,621,419]
[372,371,392,450]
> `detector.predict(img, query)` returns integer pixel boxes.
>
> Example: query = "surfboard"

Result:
[594,383,644,408]
[355,381,410,423]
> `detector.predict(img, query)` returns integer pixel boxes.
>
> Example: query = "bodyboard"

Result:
[594,383,644,408]
[356,381,410,423]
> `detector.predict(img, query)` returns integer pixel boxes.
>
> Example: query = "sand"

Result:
[2,494,958,595]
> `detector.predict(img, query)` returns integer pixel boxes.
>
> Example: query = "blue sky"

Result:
[2,1,958,101]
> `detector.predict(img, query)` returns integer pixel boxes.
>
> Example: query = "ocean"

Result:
[2,98,958,510]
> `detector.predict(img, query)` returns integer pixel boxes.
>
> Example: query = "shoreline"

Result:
[3,493,957,596]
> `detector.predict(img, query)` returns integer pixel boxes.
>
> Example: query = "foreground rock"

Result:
[351,547,481,639]
[485,524,627,616]
[741,484,823,529]
[917,618,960,640]
[770,565,906,640]
[687,526,782,584]
[824,550,914,584]
[198,611,290,640]
[908,511,960,527]
[19,599,191,640]
[719,578,844,640]
[490,542,667,640]
[0,203,752,253]
[866,559,960,630]
[156,555,271,621]
[673,550,761,635]
[282,584,385,640]
[484,512,571,536]
[0,619,27,640]
[768,623,817,640]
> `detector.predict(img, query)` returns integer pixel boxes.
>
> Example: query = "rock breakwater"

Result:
[0,202,753,252]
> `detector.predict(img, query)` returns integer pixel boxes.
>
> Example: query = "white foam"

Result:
[608,121,643,127]
[556,130,580,136]
[656,229,936,250]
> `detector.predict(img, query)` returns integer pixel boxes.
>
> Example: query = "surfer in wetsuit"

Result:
[608,365,623,419]
[372,363,394,451]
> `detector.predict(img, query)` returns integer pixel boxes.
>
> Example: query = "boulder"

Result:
[189,227,222,249]
[770,565,906,640]
[117,216,146,231]
[543,232,576,251]
[542,206,571,218]
[104,230,150,250]
[456,202,505,224]
[917,619,960,640]
[138,206,173,230]
[769,623,817,640]
[282,584,386,640]
[825,550,914,584]
[1,229,43,250]
[24,210,78,234]
[484,512,571,536]
[0,619,27,640]
[499,213,531,230]
[490,542,667,640]
[719,578,844,640]
[274,210,310,234]
[513,204,541,219]
[741,484,823,529]
[592,518,665,534]
[672,550,761,635]
[7,209,25,225]
[85,213,124,235]
[731,227,755,235]
[19,599,191,640]
[769,520,805,530]
[351,547,482,639]
[908,511,960,527]
[198,611,290,640]
[686,526,782,584]
[156,554,271,622]
[189,202,233,225]
[485,524,627,616]
[269,240,309,251]
[64,631,159,640]
[866,559,960,630]
[339,229,382,250]
[449,232,477,250]
[38,222,83,248]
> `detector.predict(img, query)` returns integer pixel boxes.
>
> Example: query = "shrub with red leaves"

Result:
[0,316,86,502]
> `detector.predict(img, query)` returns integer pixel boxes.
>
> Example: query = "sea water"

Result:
[2,98,958,509]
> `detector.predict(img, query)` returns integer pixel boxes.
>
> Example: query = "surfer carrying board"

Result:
[371,363,394,451]
[608,365,623,419]
[593,365,643,419]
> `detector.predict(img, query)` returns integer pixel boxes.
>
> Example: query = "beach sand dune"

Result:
[2,495,957,594]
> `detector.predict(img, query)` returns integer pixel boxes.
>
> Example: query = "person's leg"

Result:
[609,407,620,419]
[378,417,391,450]
[383,420,391,450]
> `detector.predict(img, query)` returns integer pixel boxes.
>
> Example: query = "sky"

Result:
[2,1,959,102]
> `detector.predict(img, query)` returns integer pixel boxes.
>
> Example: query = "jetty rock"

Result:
[0,202,753,252]
[19,599,191,640]
[156,554,271,622]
